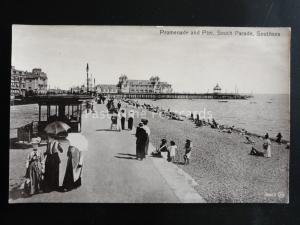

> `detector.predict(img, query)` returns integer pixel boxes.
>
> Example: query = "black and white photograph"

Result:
[9,25,290,203]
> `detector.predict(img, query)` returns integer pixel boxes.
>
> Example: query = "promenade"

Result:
[9,104,204,203]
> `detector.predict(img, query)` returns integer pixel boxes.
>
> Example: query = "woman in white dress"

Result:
[263,133,272,158]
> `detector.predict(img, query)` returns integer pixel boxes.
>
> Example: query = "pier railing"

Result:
[102,92,252,100]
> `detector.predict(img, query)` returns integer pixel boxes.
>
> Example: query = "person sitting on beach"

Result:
[276,132,282,144]
[245,135,255,144]
[250,134,271,158]
[249,146,265,157]
[211,119,218,129]
[167,141,177,162]
[151,139,168,158]
[184,139,192,165]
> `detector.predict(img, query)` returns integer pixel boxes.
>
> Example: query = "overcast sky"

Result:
[12,25,290,94]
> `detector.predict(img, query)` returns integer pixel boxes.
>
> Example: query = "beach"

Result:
[129,102,289,203]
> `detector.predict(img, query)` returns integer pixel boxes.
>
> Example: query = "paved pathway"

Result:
[9,104,205,203]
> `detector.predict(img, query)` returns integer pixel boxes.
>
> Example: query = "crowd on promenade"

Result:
[104,97,193,163]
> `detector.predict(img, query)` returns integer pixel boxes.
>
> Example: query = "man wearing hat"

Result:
[135,122,147,160]
[141,119,151,156]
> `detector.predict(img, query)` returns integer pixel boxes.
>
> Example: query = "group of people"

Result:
[22,134,84,196]
[152,139,192,165]
[108,99,135,131]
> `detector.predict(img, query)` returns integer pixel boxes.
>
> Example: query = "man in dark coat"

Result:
[135,123,147,160]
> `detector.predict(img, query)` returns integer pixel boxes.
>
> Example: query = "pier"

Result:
[103,92,252,100]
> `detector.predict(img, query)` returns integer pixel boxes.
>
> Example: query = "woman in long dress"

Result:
[135,123,147,160]
[263,133,272,158]
[24,145,44,195]
[43,136,63,192]
[62,146,84,191]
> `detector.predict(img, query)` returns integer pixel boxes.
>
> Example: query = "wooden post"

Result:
[39,104,41,122]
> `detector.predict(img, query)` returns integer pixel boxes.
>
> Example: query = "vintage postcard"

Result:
[9,25,290,203]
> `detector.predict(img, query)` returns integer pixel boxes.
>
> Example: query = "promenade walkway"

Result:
[9,104,204,203]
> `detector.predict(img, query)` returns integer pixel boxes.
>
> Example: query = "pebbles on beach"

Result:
[129,100,289,203]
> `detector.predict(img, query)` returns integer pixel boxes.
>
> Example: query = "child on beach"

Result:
[184,139,192,165]
[168,141,177,162]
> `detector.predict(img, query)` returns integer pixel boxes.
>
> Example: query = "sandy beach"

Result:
[130,103,289,203]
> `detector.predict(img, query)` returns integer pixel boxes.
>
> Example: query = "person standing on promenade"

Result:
[43,135,64,192]
[128,109,134,130]
[62,146,84,192]
[117,101,121,110]
[120,109,126,130]
[135,122,147,160]
[142,119,150,156]
[23,141,44,195]
[184,139,192,165]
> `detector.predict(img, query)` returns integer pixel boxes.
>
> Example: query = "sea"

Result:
[141,94,290,140]
[10,94,290,141]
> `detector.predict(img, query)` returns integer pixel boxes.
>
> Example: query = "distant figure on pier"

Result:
[127,109,134,130]
[184,139,192,165]
[276,132,282,144]
[135,122,147,160]
[141,119,150,155]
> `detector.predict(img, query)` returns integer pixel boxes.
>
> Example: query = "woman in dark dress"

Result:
[135,123,147,160]
[43,136,63,192]
[62,146,83,191]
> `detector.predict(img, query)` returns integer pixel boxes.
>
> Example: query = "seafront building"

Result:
[95,84,118,93]
[117,75,173,94]
[10,66,48,97]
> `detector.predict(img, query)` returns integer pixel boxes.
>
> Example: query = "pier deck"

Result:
[9,104,204,203]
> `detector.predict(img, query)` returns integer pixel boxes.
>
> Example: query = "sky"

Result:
[12,25,290,94]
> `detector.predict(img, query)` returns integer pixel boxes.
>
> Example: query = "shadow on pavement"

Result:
[118,153,137,157]
[114,156,137,160]
[96,129,121,132]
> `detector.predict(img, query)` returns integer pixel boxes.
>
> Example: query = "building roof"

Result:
[214,84,221,90]
[96,84,118,89]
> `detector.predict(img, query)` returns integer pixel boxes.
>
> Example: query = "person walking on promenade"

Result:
[23,141,44,195]
[43,135,64,192]
[117,101,121,110]
[120,109,126,130]
[168,141,177,162]
[142,119,150,155]
[128,109,134,130]
[184,139,192,165]
[62,146,84,192]
[135,122,147,160]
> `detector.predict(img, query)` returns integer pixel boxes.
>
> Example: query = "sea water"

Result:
[141,94,290,140]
